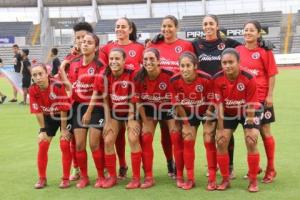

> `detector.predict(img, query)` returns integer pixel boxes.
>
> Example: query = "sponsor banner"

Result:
[0,36,14,44]
[275,54,300,65]
[50,17,85,29]
[0,65,23,94]
[186,27,269,38]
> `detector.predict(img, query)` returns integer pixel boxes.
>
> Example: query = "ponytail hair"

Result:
[134,48,160,83]
[244,20,263,43]
[118,17,138,42]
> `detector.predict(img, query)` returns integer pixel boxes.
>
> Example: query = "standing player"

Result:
[213,48,261,192]
[60,33,105,188]
[170,52,213,190]
[85,48,141,189]
[9,44,22,102]
[132,48,180,188]
[99,17,145,179]
[148,15,195,178]
[29,63,72,189]
[236,20,278,183]
[20,49,31,105]
[60,22,94,182]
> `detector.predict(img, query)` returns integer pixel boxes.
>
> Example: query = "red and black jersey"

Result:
[236,45,278,102]
[170,70,213,115]
[132,69,173,108]
[213,68,258,116]
[29,78,71,115]
[99,41,144,70]
[68,57,104,103]
[94,68,135,116]
[192,38,241,76]
[149,39,194,72]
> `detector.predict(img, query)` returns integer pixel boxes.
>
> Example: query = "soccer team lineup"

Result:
[9,14,279,193]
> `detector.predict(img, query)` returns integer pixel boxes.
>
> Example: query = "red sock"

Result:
[76,150,88,178]
[247,153,260,181]
[92,149,105,178]
[116,125,127,168]
[183,140,195,181]
[131,151,142,179]
[170,132,184,178]
[105,154,117,177]
[70,137,78,168]
[160,125,173,161]
[263,136,275,171]
[204,142,217,182]
[60,140,72,180]
[37,140,50,179]
[99,136,105,170]
[141,133,154,177]
[217,153,229,179]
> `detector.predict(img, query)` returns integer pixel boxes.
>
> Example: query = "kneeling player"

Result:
[30,64,72,189]
[214,48,261,192]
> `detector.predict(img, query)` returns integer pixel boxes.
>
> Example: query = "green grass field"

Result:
[0,69,300,200]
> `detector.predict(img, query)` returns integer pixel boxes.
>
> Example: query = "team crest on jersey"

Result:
[195,84,204,93]
[88,67,95,75]
[129,50,136,57]
[49,92,57,100]
[264,110,272,119]
[237,83,245,91]
[32,103,39,110]
[121,81,128,88]
[175,46,183,54]
[217,43,225,50]
[252,52,260,60]
[159,82,167,90]
[253,117,260,125]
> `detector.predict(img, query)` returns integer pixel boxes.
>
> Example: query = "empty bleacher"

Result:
[0,22,34,38]
[291,10,300,53]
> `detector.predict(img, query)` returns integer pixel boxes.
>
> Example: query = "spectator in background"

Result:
[144,38,151,48]
[20,49,31,105]
[50,48,61,76]
[0,58,7,104]
[9,44,22,102]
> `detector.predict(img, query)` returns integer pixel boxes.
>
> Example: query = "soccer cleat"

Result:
[182,180,195,190]
[126,178,141,189]
[206,180,217,191]
[140,177,154,189]
[262,170,277,184]
[176,177,184,188]
[217,178,230,191]
[0,95,7,104]
[102,177,117,189]
[167,160,176,178]
[34,178,47,189]
[248,179,259,192]
[59,179,71,189]
[94,177,105,188]
[69,168,80,181]
[8,99,17,103]
[244,167,263,179]
[117,166,128,180]
[76,177,90,189]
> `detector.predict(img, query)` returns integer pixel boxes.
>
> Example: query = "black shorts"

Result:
[71,102,105,130]
[42,114,72,137]
[223,112,261,130]
[261,106,275,125]
[22,76,31,88]
[144,105,173,121]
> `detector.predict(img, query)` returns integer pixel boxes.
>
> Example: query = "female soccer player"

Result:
[60,33,105,189]
[214,48,261,192]
[148,15,195,177]
[236,20,278,183]
[99,18,145,178]
[132,48,180,188]
[170,52,213,190]
[29,64,72,189]
[85,48,141,189]
[20,49,31,105]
